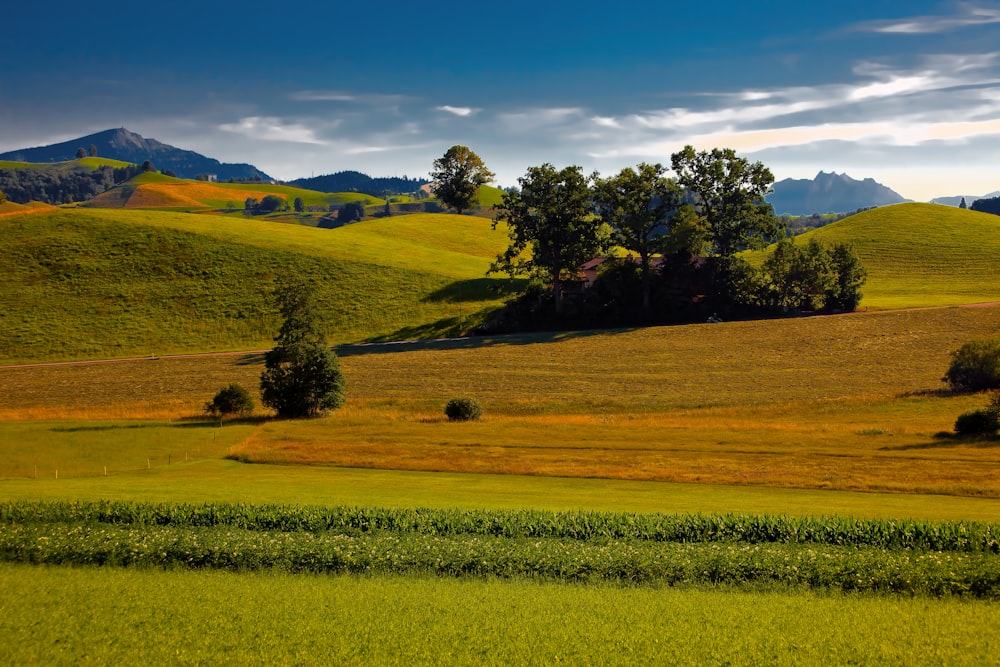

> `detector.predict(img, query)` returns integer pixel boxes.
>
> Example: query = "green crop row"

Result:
[2,500,997,553]
[2,522,999,597]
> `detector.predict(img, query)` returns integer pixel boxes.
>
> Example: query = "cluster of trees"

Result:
[290,171,429,197]
[0,163,156,205]
[243,195,288,215]
[970,196,1000,216]
[472,145,865,332]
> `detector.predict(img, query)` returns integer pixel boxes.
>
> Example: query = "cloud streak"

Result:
[856,2,1000,34]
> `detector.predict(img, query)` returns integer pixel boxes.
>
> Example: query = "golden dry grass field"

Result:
[3,305,999,497]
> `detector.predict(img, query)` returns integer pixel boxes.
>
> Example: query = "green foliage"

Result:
[205,383,255,419]
[3,501,1000,597]
[592,163,686,318]
[258,194,284,213]
[944,339,1000,393]
[492,163,609,313]
[260,280,345,418]
[430,145,495,215]
[0,188,5,205]
[444,397,483,421]
[293,197,304,212]
[954,408,999,435]
[760,238,865,312]
[670,145,783,258]
[338,201,365,222]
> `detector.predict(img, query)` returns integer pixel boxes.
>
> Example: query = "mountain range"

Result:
[0,128,271,182]
[766,172,909,216]
[4,129,973,214]
[929,192,1000,207]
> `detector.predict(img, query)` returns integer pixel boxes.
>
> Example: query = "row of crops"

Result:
[3,501,999,597]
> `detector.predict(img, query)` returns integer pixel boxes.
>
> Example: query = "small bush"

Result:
[445,397,483,422]
[944,339,1000,393]
[954,409,999,436]
[206,383,255,419]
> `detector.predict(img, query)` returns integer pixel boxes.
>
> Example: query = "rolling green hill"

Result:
[0,209,514,363]
[794,203,1000,309]
[84,172,381,211]
[3,201,999,363]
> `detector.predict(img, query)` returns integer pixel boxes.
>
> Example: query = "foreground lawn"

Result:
[1,564,997,666]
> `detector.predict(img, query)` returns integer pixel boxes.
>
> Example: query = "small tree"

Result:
[89,144,98,157]
[959,197,968,209]
[944,339,1000,393]
[75,147,87,159]
[293,197,304,212]
[445,397,483,421]
[259,194,284,213]
[205,383,255,420]
[339,201,365,222]
[955,393,1000,435]
[0,189,6,205]
[430,145,495,215]
[260,280,346,418]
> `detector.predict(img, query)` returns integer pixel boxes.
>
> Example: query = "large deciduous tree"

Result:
[260,280,345,418]
[592,163,685,321]
[670,146,783,310]
[491,164,608,314]
[430,145,495,215]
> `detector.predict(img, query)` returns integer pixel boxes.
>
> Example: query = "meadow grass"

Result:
[805,203,1000,309]
[0,208,511,362]
[5,458,1000,522]
[3,564,997,666]
[3,306,1000,497]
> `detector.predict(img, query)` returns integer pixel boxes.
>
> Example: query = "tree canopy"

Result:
[670,146,782,258]
[592,163,685,319]
[430,145,495,215]
[259,280,345,418]
[492,163,609,314]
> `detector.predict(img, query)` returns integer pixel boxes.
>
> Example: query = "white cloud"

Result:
[858,2,1000,34]
[219,116,327,144]
[436,105,479,117]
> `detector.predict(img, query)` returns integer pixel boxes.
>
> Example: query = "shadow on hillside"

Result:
[422,278,527,303]
[338,327,635,357]
[880,432,1000,451]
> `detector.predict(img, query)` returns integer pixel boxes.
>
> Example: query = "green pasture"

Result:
[13,452,1000,521]
[2,565,995,667]
[805,203,1000,308]
[0,208,513,362]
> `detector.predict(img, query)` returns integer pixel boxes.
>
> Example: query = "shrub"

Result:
[445,397,483,422]
[206,383,255,419]
[954,409,1000,436]
[943,339,1000,392]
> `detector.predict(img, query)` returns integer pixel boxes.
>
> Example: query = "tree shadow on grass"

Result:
[338,326,636,357]
[880,432,1000,451]
[421,278,527,303]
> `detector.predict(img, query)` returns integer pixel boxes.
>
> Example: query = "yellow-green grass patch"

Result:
[794,203,1000,309]
[0,208,512,362]
[3,565,998,666]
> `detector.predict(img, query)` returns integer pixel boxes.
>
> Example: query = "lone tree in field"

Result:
[430,145,495,215]
[491,163,609,314]
[260,280,345,418]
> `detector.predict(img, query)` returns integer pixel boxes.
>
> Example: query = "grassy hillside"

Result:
[84,172,378,211]
[0,209,513,363]
[798,203,1000,308]
[0,157,131,171]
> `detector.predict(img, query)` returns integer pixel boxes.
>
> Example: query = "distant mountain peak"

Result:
[768,172,908,215]
[0,128,270,182]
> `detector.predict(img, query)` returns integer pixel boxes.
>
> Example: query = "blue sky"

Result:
[2,1,999,199]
